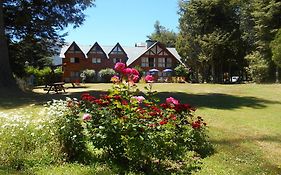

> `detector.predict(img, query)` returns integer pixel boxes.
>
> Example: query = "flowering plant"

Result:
[78,63,212,174]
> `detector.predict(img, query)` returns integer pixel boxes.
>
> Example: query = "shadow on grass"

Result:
[156,92,280,109]
[0,89,280,110]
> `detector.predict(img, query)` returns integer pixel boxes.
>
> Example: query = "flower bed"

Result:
[68,63,213,174]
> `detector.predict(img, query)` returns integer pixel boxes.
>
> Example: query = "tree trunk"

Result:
[276,65,279,83]
[0,1,17,88]
[211,60,215,83]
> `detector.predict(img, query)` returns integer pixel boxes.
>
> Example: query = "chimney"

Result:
[146,40,156,48]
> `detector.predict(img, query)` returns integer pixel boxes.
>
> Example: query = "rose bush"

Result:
[68,63,213,174]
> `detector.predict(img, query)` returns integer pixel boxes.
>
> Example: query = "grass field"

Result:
[0,83,281,174]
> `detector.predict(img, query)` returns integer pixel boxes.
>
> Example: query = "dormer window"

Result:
[112,46,123,54]
[70,57,79,63]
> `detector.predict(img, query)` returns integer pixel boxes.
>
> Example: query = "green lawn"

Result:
[1,83,281,174]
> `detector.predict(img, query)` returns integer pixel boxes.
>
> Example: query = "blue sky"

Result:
[63,0,180,46]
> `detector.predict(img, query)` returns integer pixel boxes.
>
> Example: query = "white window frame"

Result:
[70,57,79,63]
[141,57,149,67]
[70,57,75,63]
[92,57,101,64]
[158,58,165,67]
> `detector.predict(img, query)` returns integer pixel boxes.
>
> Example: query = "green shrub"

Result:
[82,69,96,83]
[25,66,52,85]
[245,51,269,83]
[24,66,63,85]
[98,68,115,82]
[174,64,190,82]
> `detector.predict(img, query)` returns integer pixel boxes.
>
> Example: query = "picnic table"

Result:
[47,82,66,94]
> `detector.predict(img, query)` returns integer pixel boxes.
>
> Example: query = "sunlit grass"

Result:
[0,83,281,174]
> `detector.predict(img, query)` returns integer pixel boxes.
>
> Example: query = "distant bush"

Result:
[98,68,115,82]
[175,64,191,82]
[245,51,269,83]
[25,66,51,85]
[25,66,63,85]
[82,69,96,83]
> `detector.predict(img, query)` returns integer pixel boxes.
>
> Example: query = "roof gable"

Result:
[64,42,84,55]
[144,42,170,56]
[109,43,127,55]
[87,42,106,56]
[127,42,182,66]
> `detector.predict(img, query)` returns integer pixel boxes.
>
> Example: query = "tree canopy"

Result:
[147,20,177,47]
[176,0,281,83]
[0,0,95,88]
[271,28,281,67]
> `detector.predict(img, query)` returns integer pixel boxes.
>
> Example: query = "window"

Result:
[70,71,80,78]
[158,58,165,67]
[141,57,148,67]
[92,58,101,64]
[113,58,122,63]
[111,46,124,54]
[70,57,79,63]
[166,58,172,67]
[149,57,155,67]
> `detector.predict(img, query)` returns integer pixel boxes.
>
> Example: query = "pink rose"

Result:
[132,96,145,103]
[166,97,179,105]
[122,68,133,75]
[131,68,139,76]
[114,62,126,72]
[132,75,139,82]
[83,113,92,121]
[145,75,154,83]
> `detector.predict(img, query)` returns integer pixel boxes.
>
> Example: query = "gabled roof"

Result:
[86,42,106,56]
[64,42,85,56]
[108,43,127,55]
[59,42,182,65]
[167,48,183,64]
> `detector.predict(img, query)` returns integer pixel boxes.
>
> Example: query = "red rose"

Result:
[192,121,201,129]
[159,119,168,125]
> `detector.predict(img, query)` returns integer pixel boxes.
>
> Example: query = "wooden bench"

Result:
[47,82,66,94]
